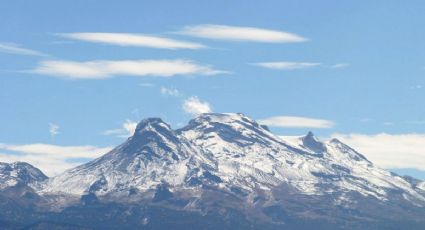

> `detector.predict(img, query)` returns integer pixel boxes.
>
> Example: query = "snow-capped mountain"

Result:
[1,113,425,229]
[40,113,425,204]
[0,162,47,190]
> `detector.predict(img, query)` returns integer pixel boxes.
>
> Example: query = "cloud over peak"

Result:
[178,24,307,43]
[183,96,212,116]
[102,120,138,138]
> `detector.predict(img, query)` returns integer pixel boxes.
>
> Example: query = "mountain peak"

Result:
[134,118,171,134]
[185,112,261,129]
[126,117,180,152]
[178,112,270,142]
[131,117,181,143]
[301,131,326,153]
[305,131,315,138]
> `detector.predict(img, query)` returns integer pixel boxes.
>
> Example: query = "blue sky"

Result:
[0,0,424,177]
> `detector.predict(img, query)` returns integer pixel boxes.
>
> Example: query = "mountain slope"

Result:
[42,118,198,195]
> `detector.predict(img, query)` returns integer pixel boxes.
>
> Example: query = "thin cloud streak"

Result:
[258,116,335,128]
[0,42,47,57]
[139,83,155,87]
[0,143,112,159]
[58,33,206,49]
[254,62,321,70]
[31,59,228,79]
[330,63,350,69]
[178,24,307,43]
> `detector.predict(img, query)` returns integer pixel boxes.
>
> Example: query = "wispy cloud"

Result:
[182,96,212,116]
[0,143,112,176]
[258,116,335,128]
[178,24,307,43]
[254,62,321,70]
[49,123,60,137]
[102,120,138,138]
[31,59,227,79]
[0,143,111,158]
[329,63,350,69]
[160,87,181,97]
[139,83,155,87]
[331,133,425,171]
[0,42,47,57]
[58,33,206,49]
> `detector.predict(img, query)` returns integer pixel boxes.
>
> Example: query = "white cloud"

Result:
[49,123,60,137]
[102,120,138,138]
[0,143,113,176]
[178,24,307,43]
[254,62,321,70]
[58,33,206,49]
[182,96,212,116]
[32,59,227,79]
[330,63,349,69]
[331,133,425,171]
[0,42,47,57]
[160,87,181,97]
[258,116,335,128]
